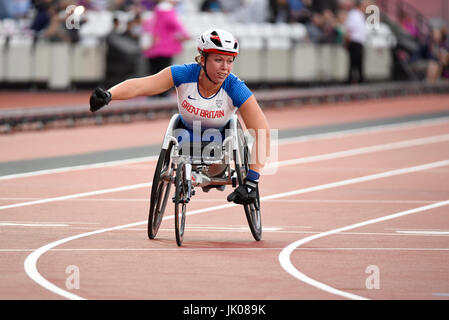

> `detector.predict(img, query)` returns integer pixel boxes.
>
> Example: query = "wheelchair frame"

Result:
[148,113,262,246]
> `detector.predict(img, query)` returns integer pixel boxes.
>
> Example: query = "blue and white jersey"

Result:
[170,63,253,131]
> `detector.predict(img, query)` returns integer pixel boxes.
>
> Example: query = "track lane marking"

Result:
[8,247,449,252]
[2,116,449,181]
[0,183,151,211]
[4,133,449,211]
[0,156,159,181]
[24,159,449,300]
[279,199,449,300]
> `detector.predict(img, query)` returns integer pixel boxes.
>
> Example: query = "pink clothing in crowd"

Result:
[142,5,190,59]
[401,21,419,38]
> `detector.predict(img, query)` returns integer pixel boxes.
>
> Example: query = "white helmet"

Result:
[197,29,239,57]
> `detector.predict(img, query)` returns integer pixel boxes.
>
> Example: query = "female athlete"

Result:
[89,28,270,205]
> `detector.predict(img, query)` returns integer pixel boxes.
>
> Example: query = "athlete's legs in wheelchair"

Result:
[173,120,228,192]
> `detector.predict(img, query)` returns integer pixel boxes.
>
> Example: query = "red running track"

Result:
[0,95,448,300]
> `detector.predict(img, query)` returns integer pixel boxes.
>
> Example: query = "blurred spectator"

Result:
[218,0,241,13]
[269,0,289,23]
[140,0,157,11]
[414,28,449,82]
[141,0,189,95]
[78,0,110,10]
[321,9,343,43]
[399,10,419,39]
[343,0,366,84]
[305,12,324,42]
[112,0,133,11]
[104,16,140,87]
[126,12,142,41]
[201,0,221,12]
[0,0,31,19]
[312,0,338,14]
[441,27,449,79]
[30,0,54,33]
[235,0,269,23]
[289,0,312,24]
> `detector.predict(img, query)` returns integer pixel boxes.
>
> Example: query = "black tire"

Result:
[234,121,262,241]
[174,161,187,246]
[148,143,173,240]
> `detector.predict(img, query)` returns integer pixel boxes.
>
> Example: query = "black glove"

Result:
[89,87,112,112]
[227,179,258,205]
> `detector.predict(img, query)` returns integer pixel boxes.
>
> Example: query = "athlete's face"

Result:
[204,53,234,83]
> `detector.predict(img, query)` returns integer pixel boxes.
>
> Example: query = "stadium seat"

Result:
[235,37,263,82]
[0,36,5,81]
[5,34,33,82]
[264,37,292,82]
[48,42,71,89]
[317,45,349,82]
[331,45,349,82]
[32,40,51,83]
[71,42,106,82]
[288,23,308,42]
[292,43,318,82]
[364,45,392,80]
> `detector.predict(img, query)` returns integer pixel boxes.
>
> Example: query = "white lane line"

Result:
[8,247,449,253]
[279,116,449,146]
[0,156,158,181]
[3,116,449,182]
[262,160,449,202]
[267,133,449,169]
[395,230,449,235]
[4,133,449,212]
[0,197,438,205]
[0,223,69,227]
[0,220,99,225]
[24,159,449,300]
[264,199,437,204]
[279,199,449,300]
[0,182,151,211]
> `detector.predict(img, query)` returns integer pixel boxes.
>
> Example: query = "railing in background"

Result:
[376,0,433,36]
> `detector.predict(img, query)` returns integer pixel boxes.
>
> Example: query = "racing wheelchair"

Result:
[147,114,262,246]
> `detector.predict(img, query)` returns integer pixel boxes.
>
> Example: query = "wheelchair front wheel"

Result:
[174,162,188,246]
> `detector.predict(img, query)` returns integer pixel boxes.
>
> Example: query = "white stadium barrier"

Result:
[5,34,33,82]
[292,43,319,82]
[364,45,392,80]
[71,42,106,82]
[264,37,292,82]
[48,42,71,89]
[33,41,51,83]
[234,37,264,82]
[0,36,5,81]
[0,12,397,88]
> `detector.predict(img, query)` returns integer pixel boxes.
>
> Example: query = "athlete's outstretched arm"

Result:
[238,95,271,174]
[109,67,174,100]
[90,67,175,112]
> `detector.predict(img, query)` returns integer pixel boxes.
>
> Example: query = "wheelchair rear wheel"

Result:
[148,143,174,240]
[174,161,188,246]
[234,122,262,241]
